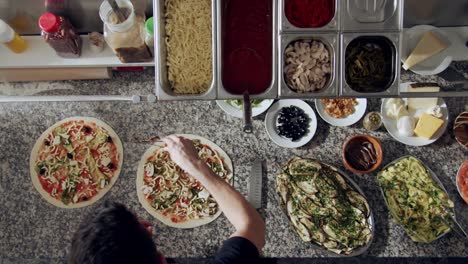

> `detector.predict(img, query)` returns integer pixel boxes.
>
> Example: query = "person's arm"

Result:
[162,136,266,251]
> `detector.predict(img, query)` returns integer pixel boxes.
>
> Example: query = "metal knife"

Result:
[248,159,263,209]
[452,82,468,91]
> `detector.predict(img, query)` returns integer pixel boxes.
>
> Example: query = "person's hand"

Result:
[162,136,205,177]
[138,219,153,235]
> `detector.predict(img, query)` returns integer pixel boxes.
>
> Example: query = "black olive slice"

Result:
[83,126,91,133]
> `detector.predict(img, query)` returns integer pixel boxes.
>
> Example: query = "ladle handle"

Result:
[243,92,253,133]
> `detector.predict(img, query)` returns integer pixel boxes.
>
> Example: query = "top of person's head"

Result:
[68,201,160,264]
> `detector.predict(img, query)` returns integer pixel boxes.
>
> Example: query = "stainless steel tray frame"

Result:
[279,33,340,98]
[340,32,401,97]
[154,0,218,100]
[279,0,340,32]
[340,0,403,32]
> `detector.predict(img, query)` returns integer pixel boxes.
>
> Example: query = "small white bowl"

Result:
[264,99,317,149]
[315,98,367,127]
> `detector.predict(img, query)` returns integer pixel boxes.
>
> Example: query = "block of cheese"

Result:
[407,83,440,111]
[414,113,445,139]
[403,31,448,70]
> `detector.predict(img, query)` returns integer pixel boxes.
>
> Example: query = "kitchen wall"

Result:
[404,0,468,27]
[0,0,467,35]
[0,0,153,34]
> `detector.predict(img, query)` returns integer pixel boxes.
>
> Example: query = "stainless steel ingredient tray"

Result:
[340,32,401,97]
[279,0,340,32]
[341,0,403,32]
[279,33,339,98]
[216,0,278,100]
[155,0,217,100]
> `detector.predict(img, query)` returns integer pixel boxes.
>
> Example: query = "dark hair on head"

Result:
[68,201,160,264]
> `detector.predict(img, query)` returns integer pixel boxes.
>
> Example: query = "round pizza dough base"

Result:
[136,134,233,229]
[30,117,124,209]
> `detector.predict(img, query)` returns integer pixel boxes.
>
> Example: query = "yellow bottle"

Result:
[0,19,27,53]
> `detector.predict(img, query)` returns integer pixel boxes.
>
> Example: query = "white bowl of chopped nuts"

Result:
[315,98,367,127]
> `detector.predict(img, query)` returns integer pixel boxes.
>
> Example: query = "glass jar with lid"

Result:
[99,0,152,63]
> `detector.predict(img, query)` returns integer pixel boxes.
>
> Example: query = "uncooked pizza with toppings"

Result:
[30,117,123,208]
[136,134,233,228]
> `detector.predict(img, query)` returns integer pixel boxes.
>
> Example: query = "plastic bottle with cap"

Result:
[144,17,154,56]
[38,12,82,58]
[0,19,27,53]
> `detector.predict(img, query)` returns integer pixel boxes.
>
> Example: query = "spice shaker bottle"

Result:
[99,0,152,63]
[38,13,82,58]
[144,17,154,56]
[0,19,27,53]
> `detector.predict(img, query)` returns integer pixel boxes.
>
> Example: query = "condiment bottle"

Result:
[144,17,154,56]
[38,13,82,58]
[0,19,27,53]
[99,0,152,63]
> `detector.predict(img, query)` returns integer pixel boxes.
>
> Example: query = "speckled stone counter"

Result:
[0,71,467,263]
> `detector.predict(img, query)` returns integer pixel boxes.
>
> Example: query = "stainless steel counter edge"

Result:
[0,95,139,102]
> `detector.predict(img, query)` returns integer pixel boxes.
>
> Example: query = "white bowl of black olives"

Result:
[265,99,317,148]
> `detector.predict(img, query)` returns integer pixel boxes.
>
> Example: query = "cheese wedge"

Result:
[403,31,448,70]
[414,113,444,139]
[407,83,440,111]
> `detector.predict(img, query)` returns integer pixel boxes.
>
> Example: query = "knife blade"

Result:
[248,159,263,209]
[452,81,468,91]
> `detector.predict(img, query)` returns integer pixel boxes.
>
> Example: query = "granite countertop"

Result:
[0,71,467,263]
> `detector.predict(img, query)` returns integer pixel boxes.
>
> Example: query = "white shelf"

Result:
[0,35,155,68]
[0,27,465,69]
